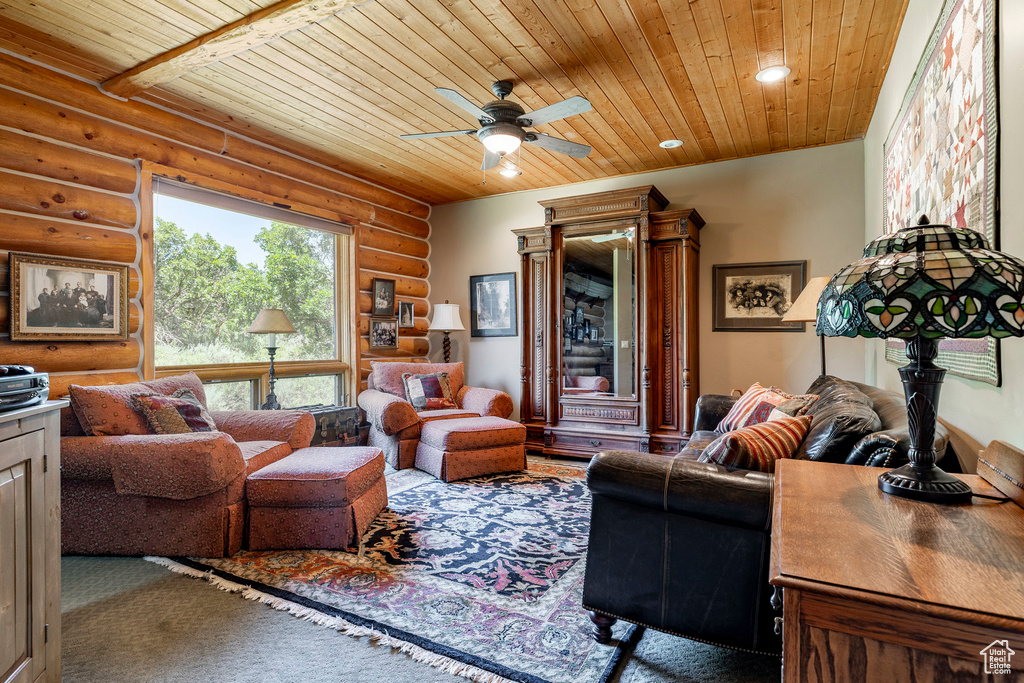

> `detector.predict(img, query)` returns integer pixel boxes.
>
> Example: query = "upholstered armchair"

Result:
[357,361,513,469]
[60,372,315,557]
[563,375,610,393]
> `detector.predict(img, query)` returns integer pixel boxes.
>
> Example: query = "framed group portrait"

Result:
[712,261,806,332]
[9,252,130,341]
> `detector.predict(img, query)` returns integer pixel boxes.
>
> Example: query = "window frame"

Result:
[142,165,358,408]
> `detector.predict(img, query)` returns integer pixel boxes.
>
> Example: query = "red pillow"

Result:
[130,389,218,435]
[717,383,817,431]
[402,372,457,410]
[699,415,813,473]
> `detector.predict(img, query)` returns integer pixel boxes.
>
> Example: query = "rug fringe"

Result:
[143,556,516,683]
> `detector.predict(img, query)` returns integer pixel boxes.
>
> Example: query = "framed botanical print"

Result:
[469,272,517,337]
[371,278,396,316]
[712,261,806,332]
[9,252,130,341]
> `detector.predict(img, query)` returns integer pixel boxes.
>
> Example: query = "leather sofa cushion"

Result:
[680,430,720,457]
[797,377,881,462]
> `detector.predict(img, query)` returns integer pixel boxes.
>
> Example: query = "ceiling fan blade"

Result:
[435,88,493,123]
[400,130,477,139]
[518,96,592,127]
[481,150,501,171]
[525,134,592,158]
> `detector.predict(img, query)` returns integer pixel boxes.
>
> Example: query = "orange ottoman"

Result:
[415,417,527,482]
[246,446,387,550]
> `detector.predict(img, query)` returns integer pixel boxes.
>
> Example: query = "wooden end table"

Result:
[771,458,1024,682]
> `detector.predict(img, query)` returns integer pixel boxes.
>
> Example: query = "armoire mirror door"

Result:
[560,227,637,400]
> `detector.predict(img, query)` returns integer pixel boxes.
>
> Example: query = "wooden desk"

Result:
[771,459,1024,682]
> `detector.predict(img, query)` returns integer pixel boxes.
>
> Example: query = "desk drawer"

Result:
[550,431,643,453]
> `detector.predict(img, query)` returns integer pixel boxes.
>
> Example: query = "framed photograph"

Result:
[470,272,517,338]
[398,301,415,329]
[9,252,129,341]
[371,278,396,316]
[712,261,806,332]
[590,327,599,342]
[369,317,398,349]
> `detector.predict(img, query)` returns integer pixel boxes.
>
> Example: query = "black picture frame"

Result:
[9,252,130,341]
[712,260,806,332]
[469,272,517,338]
[371,278,396,316]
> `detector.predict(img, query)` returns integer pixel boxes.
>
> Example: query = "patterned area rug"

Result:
[148,461,639,683]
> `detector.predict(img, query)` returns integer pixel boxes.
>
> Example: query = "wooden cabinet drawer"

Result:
[549,431,643,454]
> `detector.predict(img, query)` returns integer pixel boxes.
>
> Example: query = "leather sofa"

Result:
[357,361,513,470]
[582,375,957,655]
[60,373,315,557]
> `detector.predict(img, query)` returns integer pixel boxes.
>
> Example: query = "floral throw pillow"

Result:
[130,388,218,435]
[402,372,456,410]
[699,415,814,473]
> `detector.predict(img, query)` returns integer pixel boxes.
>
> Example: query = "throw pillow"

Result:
[766,396,820,422]
[718,383,817,431]
[130,388,218,435]
[402,372,457,410]
[699,415,814,473]
[68,372,208,436]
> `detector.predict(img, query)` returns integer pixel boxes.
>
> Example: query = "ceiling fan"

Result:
[399,81,593,171]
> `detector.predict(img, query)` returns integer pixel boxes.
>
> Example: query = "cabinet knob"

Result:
[589,439,601,447]
[774,616,783,635]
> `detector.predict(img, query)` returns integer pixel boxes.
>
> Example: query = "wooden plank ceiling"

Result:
[0,0,909,205]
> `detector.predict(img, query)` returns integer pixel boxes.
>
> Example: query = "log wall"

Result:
[0,52,431,396]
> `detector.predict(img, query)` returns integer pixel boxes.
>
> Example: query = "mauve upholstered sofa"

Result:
[357,361,514,470]
[60,372,315,557]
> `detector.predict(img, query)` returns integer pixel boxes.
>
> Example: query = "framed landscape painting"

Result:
[712,261,806,332]
[470,272,517,337]
[9,252,129,341]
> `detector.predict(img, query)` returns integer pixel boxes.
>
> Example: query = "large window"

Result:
[153,179,352,408]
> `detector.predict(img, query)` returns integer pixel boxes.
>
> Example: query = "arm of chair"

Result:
[457,385,514,418]
[586,450,773,531]
[846,422,950,469]
[209,410,315,449]
[357,389,420,435]
[61,432,246,500]
[694,394,737,431]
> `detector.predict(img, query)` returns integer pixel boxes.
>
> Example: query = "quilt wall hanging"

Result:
[882,0,999,384]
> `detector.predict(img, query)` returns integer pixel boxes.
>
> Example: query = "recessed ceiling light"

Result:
[755,66,791,83]
[659,139,684,149]
[500,167,522,178]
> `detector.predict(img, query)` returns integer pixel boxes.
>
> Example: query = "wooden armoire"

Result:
[514,185,704,458]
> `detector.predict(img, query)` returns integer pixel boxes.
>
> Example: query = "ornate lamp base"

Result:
[879,336,972,505]
[260,346,281,410]
[878,463,973,504]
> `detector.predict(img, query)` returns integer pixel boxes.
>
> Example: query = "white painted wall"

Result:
[429,143,867,420]
[863,0,1024,450]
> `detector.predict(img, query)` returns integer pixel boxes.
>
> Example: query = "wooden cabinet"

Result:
[514,186,703,458]
[771,459,1024,682]
[1,401,65,683]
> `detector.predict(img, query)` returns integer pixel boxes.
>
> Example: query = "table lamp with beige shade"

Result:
[428,301,465,363]
[247,308,296,410]
[781,276,833,377]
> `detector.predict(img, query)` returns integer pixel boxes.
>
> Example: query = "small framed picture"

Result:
[9,252,130,341]
[369,317,398,349]
[398,301,415,329]
[470,272,517,337]
[712,261,806,332]
[372,278,396,316]
[590,327,599,342]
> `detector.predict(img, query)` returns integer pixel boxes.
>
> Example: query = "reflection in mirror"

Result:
[562,228,636,398]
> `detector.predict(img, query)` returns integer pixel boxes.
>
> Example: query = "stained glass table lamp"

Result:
[817,216,1024,504]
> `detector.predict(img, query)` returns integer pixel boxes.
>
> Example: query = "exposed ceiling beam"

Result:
[101,0,371,98]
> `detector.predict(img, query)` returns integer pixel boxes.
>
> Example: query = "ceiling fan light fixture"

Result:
[659,139,684,149]
[499,166,522,178]
[755,65,791,83]
[478,122,524,155]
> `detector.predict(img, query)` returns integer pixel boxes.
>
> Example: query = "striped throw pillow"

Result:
[716,383,817,431]
[699,415,813,473]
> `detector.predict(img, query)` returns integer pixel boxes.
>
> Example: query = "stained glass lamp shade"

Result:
[817,217,1024,503]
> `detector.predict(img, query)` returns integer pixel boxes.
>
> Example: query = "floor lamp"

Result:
[782,276,832,377]
[247,308,296,410]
